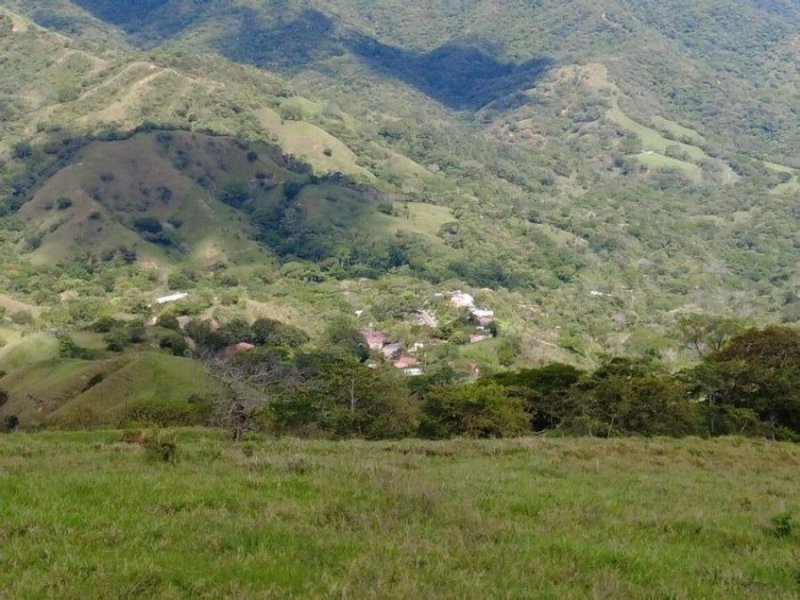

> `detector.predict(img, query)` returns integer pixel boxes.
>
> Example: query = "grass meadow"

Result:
[1,431,799,599]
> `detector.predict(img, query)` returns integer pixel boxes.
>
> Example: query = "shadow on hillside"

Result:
[68,4,552,111]
[212,8,344,71]
[212,8,552,110]
[347,35,552,111]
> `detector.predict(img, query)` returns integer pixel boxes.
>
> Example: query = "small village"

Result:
[360,290,496,376]
[151,289,497,376]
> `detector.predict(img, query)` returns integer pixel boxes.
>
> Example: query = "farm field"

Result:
[1,431,798,599]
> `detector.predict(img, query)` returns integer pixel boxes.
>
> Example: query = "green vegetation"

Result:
[2,4,800,595]
[1,431,799,598]
[2,0,800,370]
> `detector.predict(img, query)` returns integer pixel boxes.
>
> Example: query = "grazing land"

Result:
[1,431,798,599]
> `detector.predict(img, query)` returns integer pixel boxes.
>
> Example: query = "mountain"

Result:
[1,0,800,409]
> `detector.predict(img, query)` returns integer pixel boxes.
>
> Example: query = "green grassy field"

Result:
[1,431,798,599]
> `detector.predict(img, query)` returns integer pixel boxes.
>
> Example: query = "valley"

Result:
[0,0,799,427]
[3,2,800,597]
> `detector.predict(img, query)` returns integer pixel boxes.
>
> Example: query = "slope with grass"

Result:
[1,431,799,598]
[0,350,220,429]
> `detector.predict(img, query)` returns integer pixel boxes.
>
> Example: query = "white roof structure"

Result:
[451,291,476,309]
[156,292,189,304]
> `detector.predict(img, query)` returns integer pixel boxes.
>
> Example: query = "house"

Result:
[450,291,476,309]
[361,329,389,351]
[156,292,189,305]
[471,308,495,325]
[469,333,490,344]
[381,343,402,360]
[393,355,419,369]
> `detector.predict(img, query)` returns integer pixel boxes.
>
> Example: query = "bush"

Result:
[133,217,163,234]
[0,389,8,407]
[420,384,529,439]
[143,428,178,463]
[771,513,793,538]
[23,235,41,252]
[10,310,33,325]
[3,415,19,432]
[159,333,188,356]
[158,314,181,330]
[90,316,121,333]
[82,373,105,392]
[56,197,73,210]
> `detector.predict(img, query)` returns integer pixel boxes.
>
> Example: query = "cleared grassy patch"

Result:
[257,107,373,179]
[651,115,705,144]
[368,201,455,245]
[609,103,706,161]
[635,151,703,181]
[0,333,59,372]
[0,432,798,598]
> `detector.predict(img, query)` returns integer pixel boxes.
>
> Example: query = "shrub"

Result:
[159,333,188,356]
[420,384,529,439]
[133,217,163,234]
[158,314,181,330]
[771,513,793,538]
[23,235,41,252]
[82,373,105,392]
[3,415,19,432]
[56,197,73,210]
[0,389,8,407]
[143,428,178,464]
[90,316,121,333]
[377,201,396,216]
[9,310,33,325]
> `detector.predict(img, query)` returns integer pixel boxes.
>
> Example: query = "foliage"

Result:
[142,427,178,463]
[420,383,529,439]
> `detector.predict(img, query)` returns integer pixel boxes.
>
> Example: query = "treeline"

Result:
[203,323,800,442]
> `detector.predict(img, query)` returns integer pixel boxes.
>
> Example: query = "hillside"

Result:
[0,1,799,405]
[2,431,799,598]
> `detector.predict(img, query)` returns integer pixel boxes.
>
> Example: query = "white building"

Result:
[450,291,476,309]
[156,292,189,305]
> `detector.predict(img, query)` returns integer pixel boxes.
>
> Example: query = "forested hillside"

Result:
[1,0,800,429]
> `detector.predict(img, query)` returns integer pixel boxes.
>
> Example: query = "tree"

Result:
[491,363,584,431]
[160,333,188,357]
[565,358,700,437]
[202,349,295,441]
[677,314,744,358]
[273,352,419,439]
[252,318,309,348]
[420,383,529,439]
[688,326,800,438]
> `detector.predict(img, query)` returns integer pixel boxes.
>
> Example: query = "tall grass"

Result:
[1,431,798,598]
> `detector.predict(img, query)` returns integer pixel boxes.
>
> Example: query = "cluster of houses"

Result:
[153,289,497,376]
[449,290,495,343]
[361,329,424,376]
[360,290,497,376]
